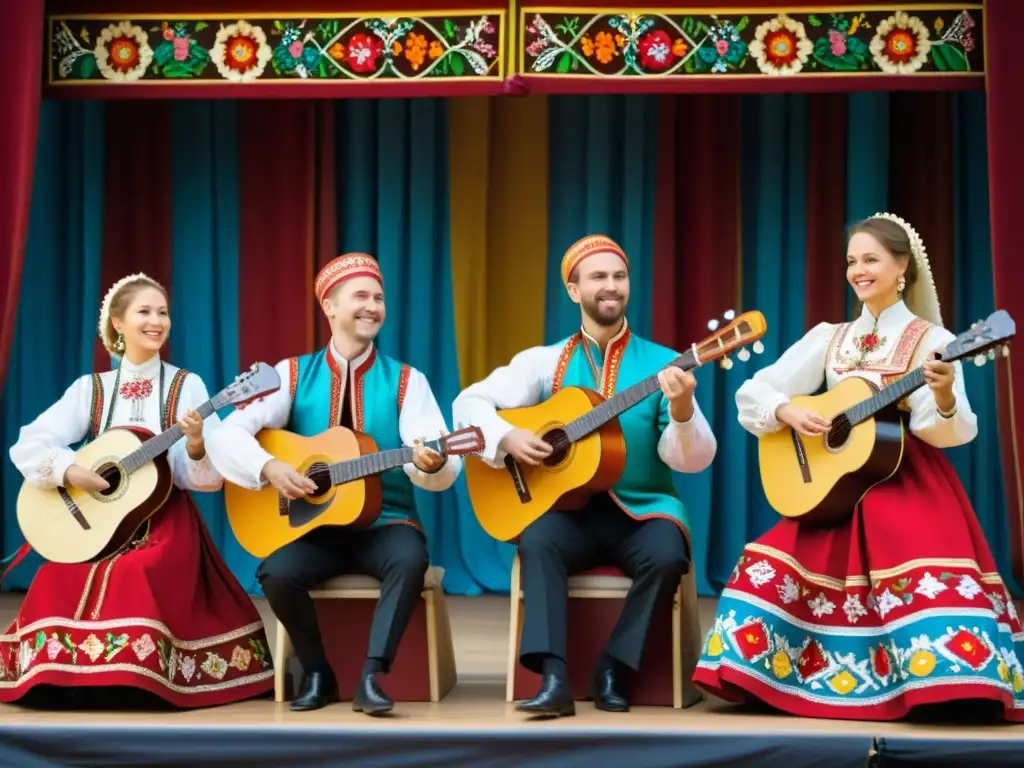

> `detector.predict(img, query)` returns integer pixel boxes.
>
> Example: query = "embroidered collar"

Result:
[580,317,629,362]
[327,340,374,370]
[118,353,162,377]
[856,300,913,334]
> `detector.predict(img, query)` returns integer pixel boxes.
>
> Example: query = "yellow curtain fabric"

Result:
[449,95,551,388]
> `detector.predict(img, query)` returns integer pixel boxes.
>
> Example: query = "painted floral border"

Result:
[520,8,981,77]
[49,14,504,84]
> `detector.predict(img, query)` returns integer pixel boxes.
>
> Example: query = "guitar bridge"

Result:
[59,487,91,530]
[504,455,531,503]
[790,430,812,484]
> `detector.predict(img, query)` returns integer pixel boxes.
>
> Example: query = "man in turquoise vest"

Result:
[207,254,461,715]
[453,235,718,716]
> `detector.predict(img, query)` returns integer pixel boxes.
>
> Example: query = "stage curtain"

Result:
[0,0,44,393]
[0,102,106,588]
[545,95,659,342]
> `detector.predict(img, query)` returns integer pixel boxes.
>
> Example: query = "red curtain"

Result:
[985,0,1024,583]
[0,0,44,391]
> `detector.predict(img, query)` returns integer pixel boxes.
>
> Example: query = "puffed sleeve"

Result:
[656,395,717,473]
[9,375,93,488]
[735,322,837,437]
[167,372,224,492]
[906,326,978,448]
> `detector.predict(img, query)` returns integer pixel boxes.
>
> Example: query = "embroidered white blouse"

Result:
[736,300,978,449]
[9,354,223,492]
[452,325,718,472]
[205,341,461,493]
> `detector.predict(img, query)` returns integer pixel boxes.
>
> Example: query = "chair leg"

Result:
[506,555,522,703]
[273,618,293,703]
[426,586,458,702]
[679,569,704,708]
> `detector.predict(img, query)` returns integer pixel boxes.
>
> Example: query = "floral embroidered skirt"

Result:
[0,490,274,708]
[693,436,1024,721]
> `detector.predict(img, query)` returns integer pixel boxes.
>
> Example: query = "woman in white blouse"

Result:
[693,214,1024,722]
[0,274,272,709]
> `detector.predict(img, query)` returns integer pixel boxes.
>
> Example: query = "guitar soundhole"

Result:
[825,414,853,452]
[305,463,332,497]
[96,463,125,497]
[540,428,572,467]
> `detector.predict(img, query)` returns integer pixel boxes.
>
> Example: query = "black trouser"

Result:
[258,524,428,675]
[518,494,690,674]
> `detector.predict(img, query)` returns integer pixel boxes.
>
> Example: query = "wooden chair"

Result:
[273,565,457,703]
[506,554,704,708]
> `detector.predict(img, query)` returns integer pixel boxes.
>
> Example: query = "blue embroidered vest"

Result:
[286,347,418,530]
[549,326,689,534]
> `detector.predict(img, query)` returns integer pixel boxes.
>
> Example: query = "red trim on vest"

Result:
[398,364,411,413]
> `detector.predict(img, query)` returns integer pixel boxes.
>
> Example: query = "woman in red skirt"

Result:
[693,214,1024,722]
[1,273,273,708]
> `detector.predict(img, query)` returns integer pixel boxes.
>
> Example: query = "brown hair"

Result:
[847,217,918,288]
[102,276,168,353]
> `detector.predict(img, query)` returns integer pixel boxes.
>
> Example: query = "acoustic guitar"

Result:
[17,362,282,564]
[463,311,768,541]
[759,310,1015,526]
[224,425,485,558]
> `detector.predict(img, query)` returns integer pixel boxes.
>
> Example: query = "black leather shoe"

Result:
[290,669,338,711]
[588,667,629,712]
[515,674,576,716]
[352,673,394,715]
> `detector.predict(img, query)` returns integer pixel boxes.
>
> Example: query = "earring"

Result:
[115,332,125,353]
[897,276,906,294]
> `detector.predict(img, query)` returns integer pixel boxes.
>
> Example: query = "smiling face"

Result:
[323,275,385,343]
[846,231,907,308]
[567,251,630,327]
[111,285,170,359]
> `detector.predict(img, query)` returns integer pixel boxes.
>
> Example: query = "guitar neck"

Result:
[328,447,413,486]
[845,367,927,426]
[120,398,219,473]
[564,370,669,442]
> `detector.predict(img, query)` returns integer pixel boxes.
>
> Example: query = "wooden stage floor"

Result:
[0,592,1020,743]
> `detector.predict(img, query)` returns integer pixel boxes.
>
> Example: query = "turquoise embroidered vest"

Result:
[549,327,689,534]
[286,347,419,530]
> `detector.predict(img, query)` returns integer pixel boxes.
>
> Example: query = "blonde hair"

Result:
[97,273,168,354]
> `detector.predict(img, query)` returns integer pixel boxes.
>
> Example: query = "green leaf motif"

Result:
[444,19,456,40]
[274,20,284,31]
[934,43,969,72]
[153,41,174,68]
[556,51,572,73]
[34,631,46,652]
[78,54,97,79]
[735,16,749,33]
[194,21,208,32]
[162,61,194,78]
[931,47,948,71]
[808,15,822,27]
[449,51,465,76]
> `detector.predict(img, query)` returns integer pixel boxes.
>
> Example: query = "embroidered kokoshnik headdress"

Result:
[871,212,943,328]
[97,272,163,354]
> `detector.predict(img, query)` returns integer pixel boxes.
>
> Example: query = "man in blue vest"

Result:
[453,235,717,716]
[207,253,461,715]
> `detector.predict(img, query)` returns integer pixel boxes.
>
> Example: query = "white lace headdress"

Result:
[97,272,160,353]
[871,212,943,328]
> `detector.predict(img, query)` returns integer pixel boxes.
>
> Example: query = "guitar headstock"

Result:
[672,310,769,371]
[944,310,1015,367]
[422,426,486,458]
[215,362,282,409]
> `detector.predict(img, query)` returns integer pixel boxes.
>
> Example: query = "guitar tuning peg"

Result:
[723,309,736,321]
[753,341,765,354]
[988,349,996,360]
[974,354,986,367]
[707,318,720,331]
[1003,345,1011,357]
[720,356,733,370]
[737,348,751,362]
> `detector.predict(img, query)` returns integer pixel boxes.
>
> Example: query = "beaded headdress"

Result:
[870,212,943,328]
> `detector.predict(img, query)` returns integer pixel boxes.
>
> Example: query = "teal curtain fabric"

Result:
[545,95,658,343]
[0,101,105,588]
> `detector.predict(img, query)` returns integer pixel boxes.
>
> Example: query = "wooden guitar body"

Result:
[16,427,174,564]
[758,376,905,527]
[463,386,626,542]
[224,427,382,559]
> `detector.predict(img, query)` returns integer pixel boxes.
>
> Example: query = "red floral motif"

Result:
[943,629,992,670]
[638,30,675,70]
[870,643,892,679]
[762,28,799,67]
[119,379,154,401]
[796,639,828,682]
[853,331,886,354]
[108,36,141,73]
[883,28,918,64]
[731,620,769,661]
[346,33,382,73]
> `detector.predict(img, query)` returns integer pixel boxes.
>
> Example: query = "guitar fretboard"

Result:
[120,398,220,473]
[845,368,926,426]
[564,367,683,442]
[328,448,414,485]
